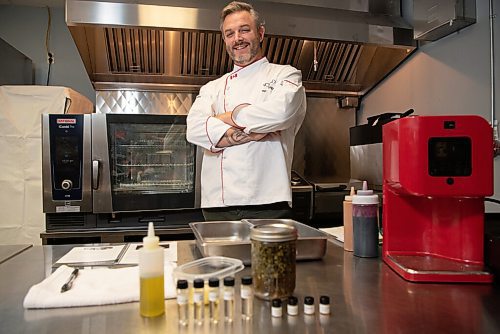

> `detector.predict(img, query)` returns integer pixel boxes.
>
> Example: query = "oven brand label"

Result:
[57,118,77,124]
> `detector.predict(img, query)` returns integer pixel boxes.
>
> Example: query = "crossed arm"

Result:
[215,104,268,148]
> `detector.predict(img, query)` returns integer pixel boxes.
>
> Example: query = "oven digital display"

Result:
[428,137,471,177]
[54,136,81,188]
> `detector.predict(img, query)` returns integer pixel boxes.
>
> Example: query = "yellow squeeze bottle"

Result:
[139,222,165,317]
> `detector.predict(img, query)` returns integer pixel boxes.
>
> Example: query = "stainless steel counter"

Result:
[0,244,32,264]
[1,240,499,333]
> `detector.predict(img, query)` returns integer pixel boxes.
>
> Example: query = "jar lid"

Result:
[250,223,298,242]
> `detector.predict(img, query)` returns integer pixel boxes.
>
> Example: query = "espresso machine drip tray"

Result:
[386,253,493,283]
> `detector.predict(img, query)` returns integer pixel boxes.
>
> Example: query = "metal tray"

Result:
[190,219,327,265]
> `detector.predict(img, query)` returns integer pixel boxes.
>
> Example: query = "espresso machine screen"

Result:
[428,137,471,176]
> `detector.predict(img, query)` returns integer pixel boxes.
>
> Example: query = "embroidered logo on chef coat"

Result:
[230,73,238,80]
[262,79,276,93]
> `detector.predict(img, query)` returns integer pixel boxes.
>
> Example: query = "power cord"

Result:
[485,198,500,205]
[45,6,53,85]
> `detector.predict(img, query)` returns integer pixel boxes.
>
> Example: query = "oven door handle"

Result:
[92,160,100,190]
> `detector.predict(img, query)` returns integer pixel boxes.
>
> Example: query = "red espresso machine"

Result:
[382,115,493,283]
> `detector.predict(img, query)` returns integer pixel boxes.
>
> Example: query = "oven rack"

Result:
[116,162,194,168]
[117,181,192,190]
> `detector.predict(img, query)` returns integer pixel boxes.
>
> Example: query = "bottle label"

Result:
[271,307,282,318]
[209,291,219,302]
[287,304,298,316]
[193,292,203,303]
[223,290,234,300]
[241,287,253,299]
[304,304,315,315]
[320,303,331,314]
[177,294,188,305]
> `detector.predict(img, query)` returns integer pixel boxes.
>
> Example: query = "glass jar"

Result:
[250,223,297,300]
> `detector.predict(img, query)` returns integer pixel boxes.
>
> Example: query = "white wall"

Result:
[0,5,95,102]
[359,1,500,211]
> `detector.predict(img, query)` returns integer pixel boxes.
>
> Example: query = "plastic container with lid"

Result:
[172,256,244,283]
[352,181,379,258]
[172,256,244,305]
[250,223,297,300]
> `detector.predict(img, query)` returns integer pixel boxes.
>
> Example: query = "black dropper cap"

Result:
[304,296,314,305]
[177,279,188,289]
[208,277,219,287]
[241,276,252,285]
[193,278,204,289]
[272,298,282,307]
[320,295,330,305]
[223,276,235,287]
[288,296,298,306]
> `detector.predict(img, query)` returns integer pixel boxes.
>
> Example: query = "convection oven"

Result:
[41,113,202,231]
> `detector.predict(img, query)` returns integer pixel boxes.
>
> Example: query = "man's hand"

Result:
[216,127,268,148]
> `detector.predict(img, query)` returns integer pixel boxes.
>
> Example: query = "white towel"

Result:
[23,263,177,309]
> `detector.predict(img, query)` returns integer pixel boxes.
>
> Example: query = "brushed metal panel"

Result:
[96,91,194,115]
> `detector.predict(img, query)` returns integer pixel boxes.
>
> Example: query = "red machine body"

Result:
[382,115,493,283]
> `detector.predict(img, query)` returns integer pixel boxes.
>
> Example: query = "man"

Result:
[186,1,306,221]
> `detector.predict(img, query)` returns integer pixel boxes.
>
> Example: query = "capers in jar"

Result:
[250,223,297,300]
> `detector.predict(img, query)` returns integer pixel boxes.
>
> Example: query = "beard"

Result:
[227,39,261,66]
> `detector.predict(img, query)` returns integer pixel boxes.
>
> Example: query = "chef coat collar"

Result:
[232,57,268,73]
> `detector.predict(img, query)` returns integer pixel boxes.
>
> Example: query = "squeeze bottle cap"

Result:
[344,186,355,201]
[143,222,160,250]
[356,181,374,196]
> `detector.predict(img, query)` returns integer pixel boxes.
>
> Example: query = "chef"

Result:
[186,1,306,221]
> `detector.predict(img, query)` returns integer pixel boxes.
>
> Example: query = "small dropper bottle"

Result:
[208,277,220,324]
[271,298,283,317]
[304,296,315,315]
[193,278,205,325]
[240,276,253,320]
[139,222,165,318]
[287,296,298,316]
[319,295,331,315]
[343,186,356,252]
[176,279,189,326]
[223,276,235,322]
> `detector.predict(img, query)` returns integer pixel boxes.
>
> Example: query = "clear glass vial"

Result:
[240,276,253,320]
[193,278,205,325]
[319,295,331,315]
[208,277,220,324]
[304,296,315,315]
[287,296,298,316]
[223,276,235,322]
[176,279,189,326]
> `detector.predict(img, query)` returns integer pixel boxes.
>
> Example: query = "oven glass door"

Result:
[107,114,196,211]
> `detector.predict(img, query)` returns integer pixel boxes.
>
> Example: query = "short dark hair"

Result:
[220,1,265,32]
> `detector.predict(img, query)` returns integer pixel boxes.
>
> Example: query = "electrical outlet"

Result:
[47,52,54,64]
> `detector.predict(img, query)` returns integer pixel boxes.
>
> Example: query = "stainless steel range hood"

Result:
[66,0,416,97]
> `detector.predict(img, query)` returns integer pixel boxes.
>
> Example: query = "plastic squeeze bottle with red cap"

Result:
[343,186,356,252]
[352,181,379,258]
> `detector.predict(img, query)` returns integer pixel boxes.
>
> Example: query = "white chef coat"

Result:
[186,57,306,208]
